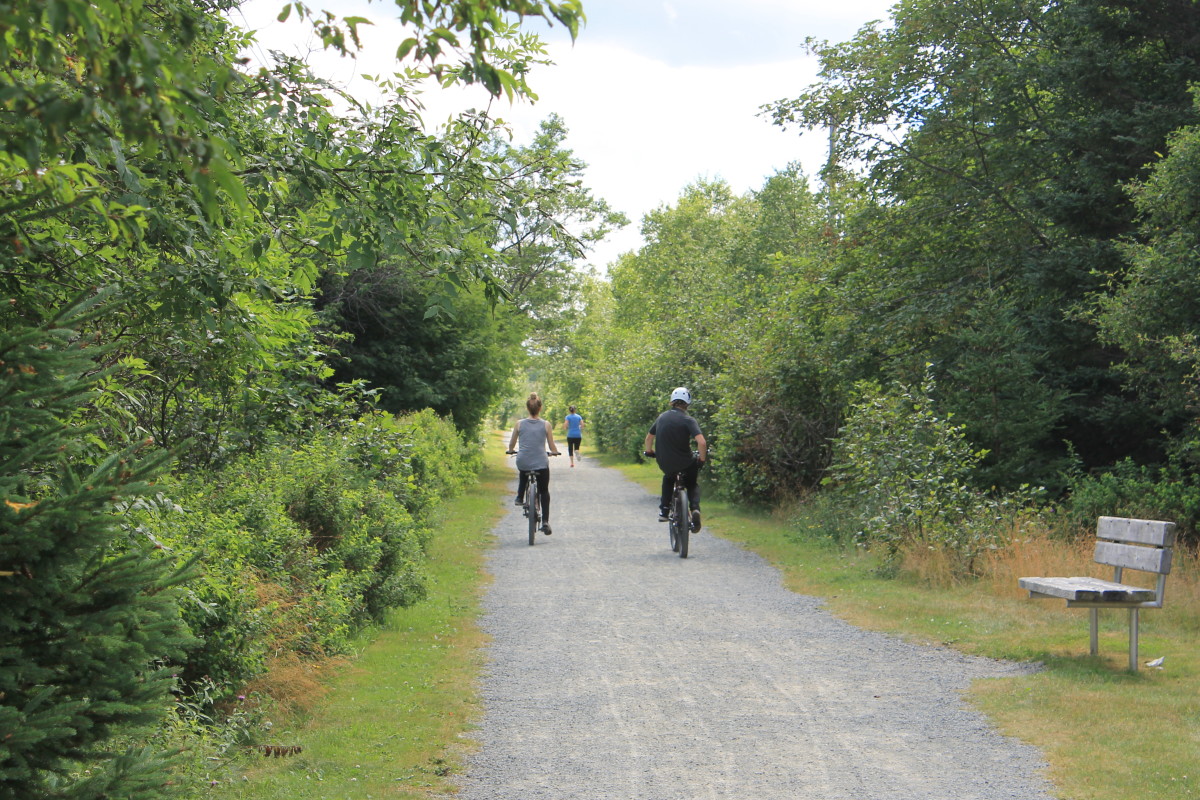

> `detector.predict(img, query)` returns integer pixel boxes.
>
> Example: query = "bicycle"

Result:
[506,451,558,545]
[645,450,700,559]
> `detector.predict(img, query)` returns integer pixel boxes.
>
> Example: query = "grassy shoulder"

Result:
[206,445,510,799]
[597,452,1200,800]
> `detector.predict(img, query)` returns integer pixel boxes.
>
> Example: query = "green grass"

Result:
[598,453,1200,800]
[204,446,509,799]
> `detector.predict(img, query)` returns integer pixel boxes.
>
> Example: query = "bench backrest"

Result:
[1095,516,1176,577]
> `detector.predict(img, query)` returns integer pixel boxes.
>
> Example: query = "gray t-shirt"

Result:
[515,418,550,471]
[649,408,701,474]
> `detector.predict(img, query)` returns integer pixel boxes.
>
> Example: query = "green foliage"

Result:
[1,0,612,472]
[1062,458,1200,541]
[320,271,523,438]
[0,297,195,800]
[829,369,1039,574]
[552,170,857,496]
[1096,89,1200,472]
[831,371,982,539]
[765,0,1200,488]
[346,0,584,97]
[709,174,851,500]
[135,410,477,701]
[382,408,484,514]
[564,180,758,458]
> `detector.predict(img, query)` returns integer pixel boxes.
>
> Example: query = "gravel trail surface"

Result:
[456,454,1055,799]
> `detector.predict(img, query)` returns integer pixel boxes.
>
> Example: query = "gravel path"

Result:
[456,454,1055,799]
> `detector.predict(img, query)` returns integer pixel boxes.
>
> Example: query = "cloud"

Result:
[464,40,830,267]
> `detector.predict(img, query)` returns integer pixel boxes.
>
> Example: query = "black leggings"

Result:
[567,437,582,456]
[517,467,551,520]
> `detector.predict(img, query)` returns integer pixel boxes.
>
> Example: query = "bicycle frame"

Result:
[520,468,542,546]
[507,450,557,545]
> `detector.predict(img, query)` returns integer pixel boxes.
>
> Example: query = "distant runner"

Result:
[564,405,585,467]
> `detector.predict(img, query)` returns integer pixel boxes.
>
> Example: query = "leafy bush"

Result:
[132,410,476,707]
[829,369,1041,575]
[583,336,677,459]
[711,316,844,503]
[1063,457,1200,540]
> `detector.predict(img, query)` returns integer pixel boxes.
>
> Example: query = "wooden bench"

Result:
[1019,515,1175,671]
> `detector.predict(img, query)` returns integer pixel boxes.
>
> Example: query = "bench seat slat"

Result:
[1018,576,1157,603]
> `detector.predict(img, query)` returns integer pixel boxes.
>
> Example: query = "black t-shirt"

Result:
[649,408,701,474]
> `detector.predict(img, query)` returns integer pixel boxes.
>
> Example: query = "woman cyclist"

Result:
[507,392,560,535]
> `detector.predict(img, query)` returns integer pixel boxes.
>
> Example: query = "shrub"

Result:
[1063,457,1200,541]
[829,369,1042,575]
[133,409,476,708]
[712,334,843,503]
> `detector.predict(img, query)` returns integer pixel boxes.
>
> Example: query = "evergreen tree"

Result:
[0,295,195,800]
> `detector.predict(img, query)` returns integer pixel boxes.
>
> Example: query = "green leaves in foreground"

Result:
[0,296,195,800]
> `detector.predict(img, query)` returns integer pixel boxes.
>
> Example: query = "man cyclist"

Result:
[643,387,707,532]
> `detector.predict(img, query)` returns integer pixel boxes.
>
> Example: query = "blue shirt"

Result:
[566,413,583,438]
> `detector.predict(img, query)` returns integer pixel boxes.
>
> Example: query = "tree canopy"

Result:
[549,0,1200,515]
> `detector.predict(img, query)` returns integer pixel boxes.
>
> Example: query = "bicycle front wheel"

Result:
[676,487,689,559]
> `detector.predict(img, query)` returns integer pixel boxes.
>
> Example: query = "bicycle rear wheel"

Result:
[675,486,689,558]
[527,489,538,546]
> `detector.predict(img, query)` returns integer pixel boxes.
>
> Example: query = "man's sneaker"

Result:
[514,496,523,506]
[658,507,669,522]
[542,523,552,535]
[690,509,702,533]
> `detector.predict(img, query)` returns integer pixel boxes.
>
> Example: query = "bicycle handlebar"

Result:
[645,450,707,462]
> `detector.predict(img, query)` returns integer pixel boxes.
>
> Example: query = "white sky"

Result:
[227,0,897,270]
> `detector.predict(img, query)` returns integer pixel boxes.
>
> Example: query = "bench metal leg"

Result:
[1129,608,1139,672]
[1089,608,1099,655]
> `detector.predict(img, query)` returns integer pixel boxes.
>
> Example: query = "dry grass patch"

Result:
[241,652,347,719]
[977,529,1097,599]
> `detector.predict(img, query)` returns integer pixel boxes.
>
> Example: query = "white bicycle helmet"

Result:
[670,386,691,405]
